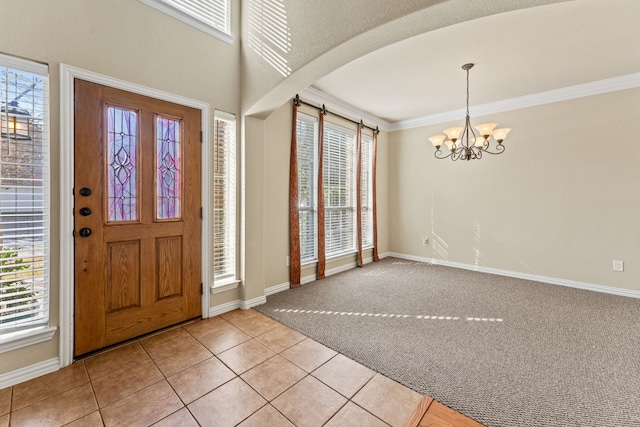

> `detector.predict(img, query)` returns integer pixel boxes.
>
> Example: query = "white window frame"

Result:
[0,53,56,353]
[296,112,318,264]
[360,133,374,249]
[212,111,238,289]
[138,0,234,44]
[323,122,357,259]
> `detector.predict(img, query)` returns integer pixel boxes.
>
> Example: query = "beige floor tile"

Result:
[272,375,347,427]
[0,387,10,416]
[352,373,422,427]
[280,338,338,373]
[312,353,375,398]
[140,327,195,358]
[255,325,307,353]
[197,325,251,354]
[10,383,97,427]
[167,356,236,404]
[324,402,390,427]
[83,342,150,380]
[152,408,199,426]
[12,362,89,410]
[100,381,182,427]
[92,357,164,407]
[65,411,104,426]
[188,377,267,427]
[219,308,260,324]
[217,339,276,375]
[183,316,232,338]
[234,314,281,337]
[237,404,295,427]
[151,340,212,376]
[0,413,8,427]
[241,355,306,401]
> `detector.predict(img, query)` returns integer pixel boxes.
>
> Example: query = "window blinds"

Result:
[0,54,50,332]
[296,113,317,262]
[323,124,356,257]
[140,0,231,39]
[213,112,236,281]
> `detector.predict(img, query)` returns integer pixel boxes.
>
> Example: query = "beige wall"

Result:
[0,0,241,374]
[262,102,389,289]
[389,88,640,292]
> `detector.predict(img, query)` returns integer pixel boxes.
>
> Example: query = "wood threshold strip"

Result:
[404,395,486,427]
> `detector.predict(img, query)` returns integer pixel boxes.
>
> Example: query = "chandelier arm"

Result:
[434,148,454,160]
[481,143,506,155]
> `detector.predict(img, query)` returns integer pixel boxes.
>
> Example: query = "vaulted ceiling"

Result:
[311,0,640,124]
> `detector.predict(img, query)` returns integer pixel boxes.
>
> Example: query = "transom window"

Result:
[139,0,233,44]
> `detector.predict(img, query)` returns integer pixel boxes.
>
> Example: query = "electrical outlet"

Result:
[613,260,624,272]
[286,256,290,266]
[422,236,429,246]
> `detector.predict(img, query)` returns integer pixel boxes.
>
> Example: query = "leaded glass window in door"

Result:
[107,106,138,222]
[156,116,181,219]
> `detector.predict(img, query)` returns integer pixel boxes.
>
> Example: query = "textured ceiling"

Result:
[311,0,640,124]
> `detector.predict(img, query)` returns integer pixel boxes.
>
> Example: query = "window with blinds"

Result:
[0,55,50,333]
[323,123,356,257]
[360,134,374,248]
[296,113,317,262]
[139,0,232,42]
[213,112,236,282]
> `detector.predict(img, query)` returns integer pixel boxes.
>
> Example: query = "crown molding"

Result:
[390,72,640,131]
[300,86,391,132]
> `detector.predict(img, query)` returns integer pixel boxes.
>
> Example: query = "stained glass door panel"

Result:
[107,106,138,222]
[156,117,181,219]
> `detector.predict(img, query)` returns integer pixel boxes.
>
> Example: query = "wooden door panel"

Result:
[107,240,141,312]
[74,79,201,356]
[157,236,183,299]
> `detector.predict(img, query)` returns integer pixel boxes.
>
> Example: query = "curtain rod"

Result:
[294,94,380,134]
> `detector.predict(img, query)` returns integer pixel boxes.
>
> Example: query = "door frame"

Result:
[59,64,211,367]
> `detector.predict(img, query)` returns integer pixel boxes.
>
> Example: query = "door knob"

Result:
[79,187,92,197]
[79,228,92,237]
[79,207,92,216]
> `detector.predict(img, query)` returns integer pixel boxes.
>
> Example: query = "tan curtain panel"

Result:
[372,128,380,262]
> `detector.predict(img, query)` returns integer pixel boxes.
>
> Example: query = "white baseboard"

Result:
[264,252,391,296]
[388,252,640,299]
[241,295,267,309]
[265,282,290,296]
[0,357,60,389]
[209,295,268,317]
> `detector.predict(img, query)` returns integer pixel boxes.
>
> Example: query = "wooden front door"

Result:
[73,79,202,356]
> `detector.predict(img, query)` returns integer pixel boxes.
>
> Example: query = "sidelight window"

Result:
[0,54,50,334]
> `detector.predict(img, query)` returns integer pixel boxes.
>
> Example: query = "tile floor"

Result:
[0,309,423,427]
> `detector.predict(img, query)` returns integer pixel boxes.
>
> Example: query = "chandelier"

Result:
[429,63,510,161]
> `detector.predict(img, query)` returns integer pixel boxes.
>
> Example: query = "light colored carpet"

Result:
[255,257,640,427]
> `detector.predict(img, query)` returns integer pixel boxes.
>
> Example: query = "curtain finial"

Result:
[375,126,380,135]
[293,94,301,106]
[359,120,365,129]
[321,104,327,116]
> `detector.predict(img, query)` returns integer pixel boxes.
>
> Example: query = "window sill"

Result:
[0,325,57,354]
[211,279,241,294]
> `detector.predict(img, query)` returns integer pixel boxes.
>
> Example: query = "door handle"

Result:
[79,228,92,237]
